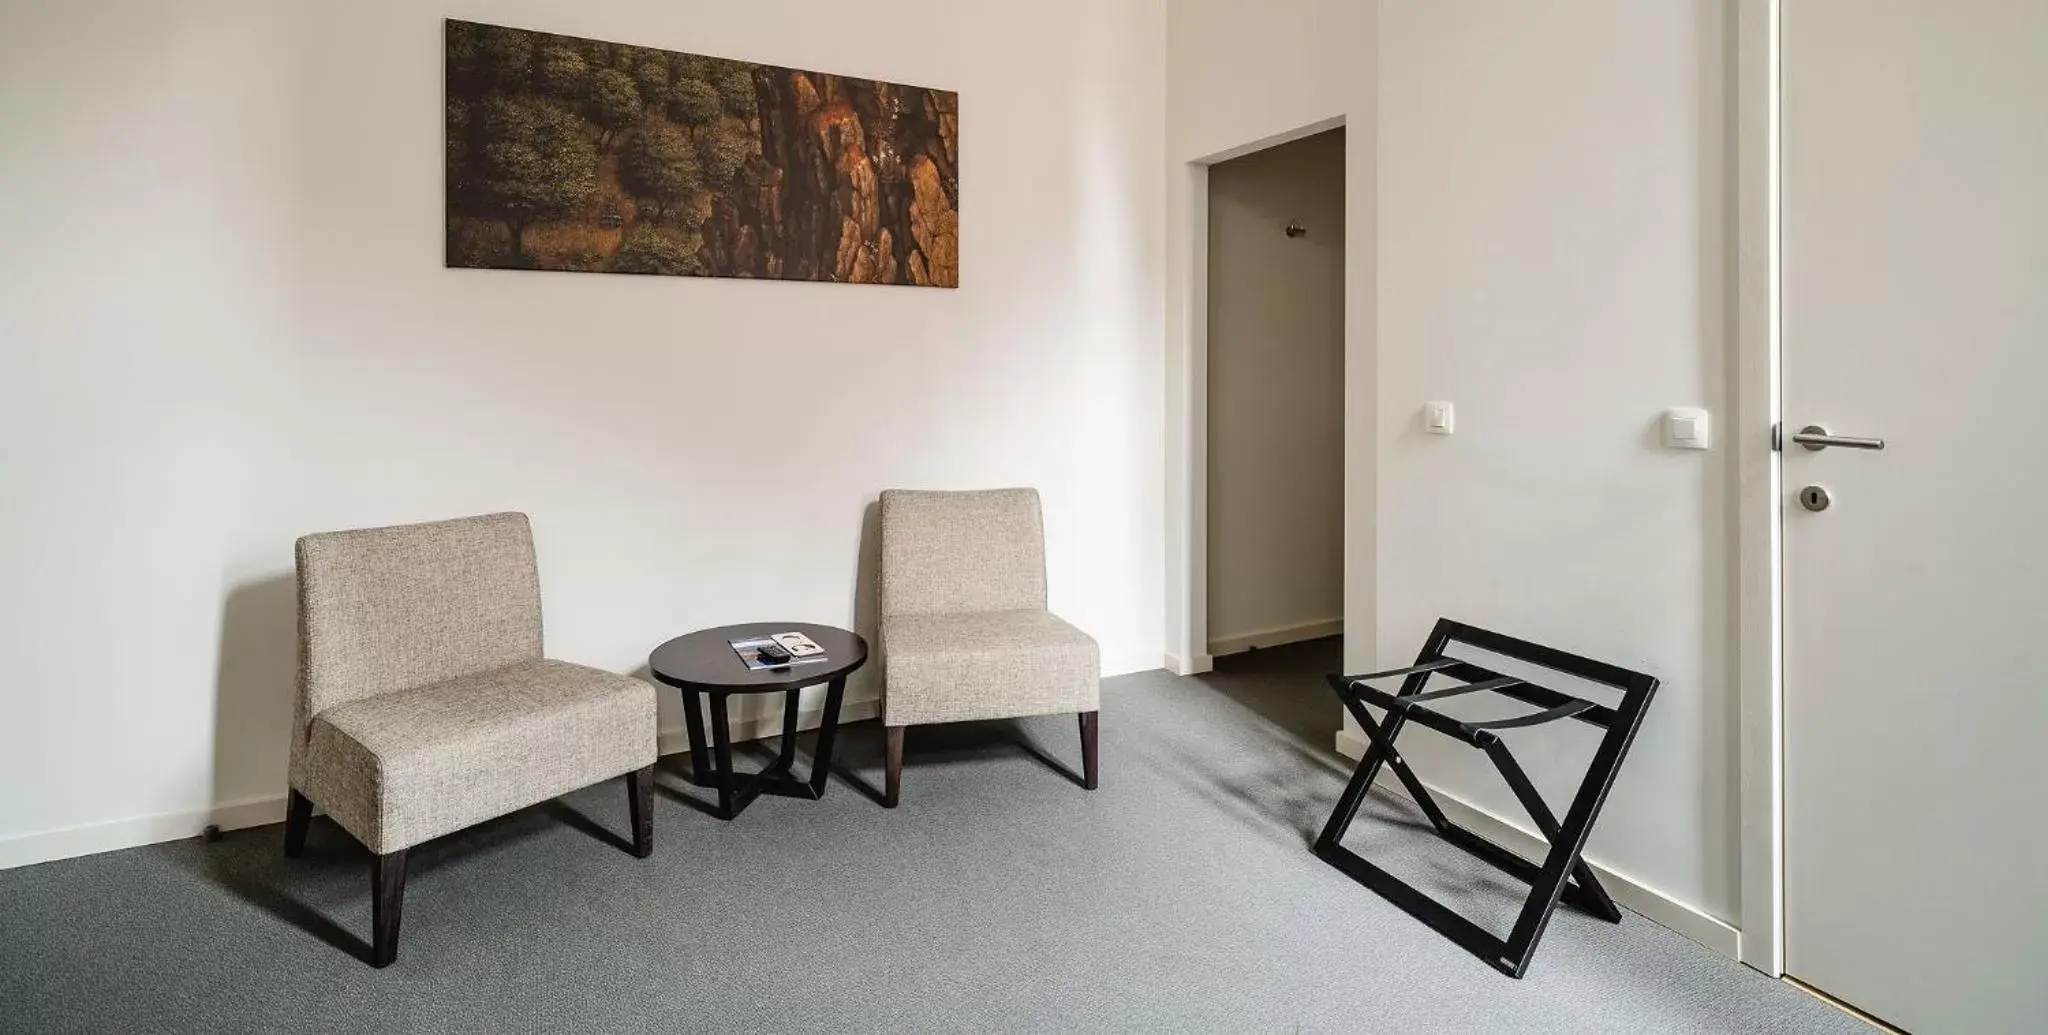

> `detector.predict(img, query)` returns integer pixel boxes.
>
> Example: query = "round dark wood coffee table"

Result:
[648,622,869,820]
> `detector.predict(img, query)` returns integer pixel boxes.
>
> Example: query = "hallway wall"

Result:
[1372,0,1736,930]
[1169,0,1740,945]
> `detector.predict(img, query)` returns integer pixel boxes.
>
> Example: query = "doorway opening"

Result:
[1203,127,1346,664]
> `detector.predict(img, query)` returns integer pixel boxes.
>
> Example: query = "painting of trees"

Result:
[620,125,699,218]
[444,19,960,286]
[470,96,598,250]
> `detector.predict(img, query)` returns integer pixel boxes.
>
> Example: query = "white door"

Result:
[1782,2,2048,1032]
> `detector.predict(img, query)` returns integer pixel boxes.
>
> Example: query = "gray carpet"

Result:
[0,640,1864,1033]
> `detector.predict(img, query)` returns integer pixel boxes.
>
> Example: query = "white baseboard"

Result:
[1209,617,1342,657]
[1333,728,1741,961]
[0,695,880,872]
[0,793,293,872]
[1163,651,1215,676]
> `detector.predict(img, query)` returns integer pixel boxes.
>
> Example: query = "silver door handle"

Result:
[1791,424,1885,451]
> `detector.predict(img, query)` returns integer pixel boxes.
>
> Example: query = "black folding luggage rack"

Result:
[1316,618,1658,978]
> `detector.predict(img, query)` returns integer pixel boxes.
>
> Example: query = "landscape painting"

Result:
[444,20,959,287]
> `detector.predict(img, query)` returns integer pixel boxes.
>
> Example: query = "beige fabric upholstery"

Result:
[296,512,543,723]
[299,660,653,853]
[288,513,655,854]
[878,489,1100,728]
[881,611,1100,726]
[879,487,1047,615]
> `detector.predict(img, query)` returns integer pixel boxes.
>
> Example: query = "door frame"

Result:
[1164,115,1351,678]
[1734,0,1786,977]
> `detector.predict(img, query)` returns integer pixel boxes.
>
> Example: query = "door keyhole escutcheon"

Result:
[1800,485,1833,512]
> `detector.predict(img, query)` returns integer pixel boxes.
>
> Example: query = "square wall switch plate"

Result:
[1423,401,1455,435]
[1664,407,1710,449]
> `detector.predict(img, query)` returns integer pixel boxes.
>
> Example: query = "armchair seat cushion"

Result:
[882,610,1100,727]
[296,659,656,854]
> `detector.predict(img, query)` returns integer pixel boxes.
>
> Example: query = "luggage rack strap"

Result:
[1391,676,1523,706]
[1458,699,1599,747]
[1342,674,1599,749]
[1346,658,1463,682]
[1346,657,1619,730]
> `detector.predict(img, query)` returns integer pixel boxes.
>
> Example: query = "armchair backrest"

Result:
[294,512,543,731]
[879,488,1048,617]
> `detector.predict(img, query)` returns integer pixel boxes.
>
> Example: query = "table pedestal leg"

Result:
[708,690,737,819]
[681,688,713,785]
[807,678,847,797]
[686,678,849,821]
[777,688,801,770]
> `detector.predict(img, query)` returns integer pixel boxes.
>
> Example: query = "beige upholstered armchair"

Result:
[877,488,1101,806]
[285,512,656,967]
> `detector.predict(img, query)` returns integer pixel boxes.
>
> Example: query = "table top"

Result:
[648,622,869,693]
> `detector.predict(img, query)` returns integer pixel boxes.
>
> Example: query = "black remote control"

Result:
[757,643,792,665]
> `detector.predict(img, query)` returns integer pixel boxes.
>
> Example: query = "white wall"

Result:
[0,0,1166,866]
[1165,0,1377,675]
[1375,0,1735,925]
[1169,0,1739,937]
[1205,130,1346,653]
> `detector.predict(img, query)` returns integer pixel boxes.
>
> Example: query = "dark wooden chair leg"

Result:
[627,765,654,859]
[883,725,905,808]
[1079,710,1100,790]
[283,789,312,858]
[370,849,406,968]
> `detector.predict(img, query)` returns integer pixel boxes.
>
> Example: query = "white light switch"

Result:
[1423,401,1455,436]
[1665,407,1710,449]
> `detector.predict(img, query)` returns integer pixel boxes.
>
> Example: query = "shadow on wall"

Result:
[212,574,298,813]
[836,498,888,803]
[851,498,881,704]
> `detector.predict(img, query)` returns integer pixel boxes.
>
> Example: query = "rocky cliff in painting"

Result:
[445,20,959,287]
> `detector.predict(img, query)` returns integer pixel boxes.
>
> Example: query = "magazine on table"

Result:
[729,631,829,671]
